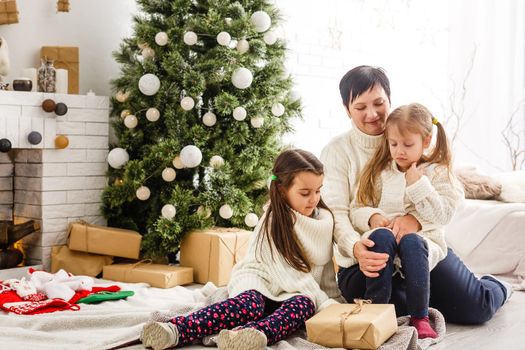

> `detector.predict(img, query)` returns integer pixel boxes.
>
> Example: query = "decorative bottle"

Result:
[38,58,56,92]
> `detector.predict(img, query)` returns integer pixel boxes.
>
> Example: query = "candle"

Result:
[21,68,37,92]
[56,68,68,94]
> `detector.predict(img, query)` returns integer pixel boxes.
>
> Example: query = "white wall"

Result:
[0,0,136,96]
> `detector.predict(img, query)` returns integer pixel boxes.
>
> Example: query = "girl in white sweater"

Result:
[351,103,463,338]
[141,149,343,350]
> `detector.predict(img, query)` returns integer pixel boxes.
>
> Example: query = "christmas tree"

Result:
[102,0,301,260]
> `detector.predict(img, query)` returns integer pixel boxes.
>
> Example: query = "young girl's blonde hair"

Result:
[356,103,452,206]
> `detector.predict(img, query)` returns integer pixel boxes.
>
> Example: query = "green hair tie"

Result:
[270,175,277,181]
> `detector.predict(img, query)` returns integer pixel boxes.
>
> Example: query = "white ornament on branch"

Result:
[197,205,212,219]
[202,111,217,126]
[180,96,195,111]
[216,31,231,46]
[172,155,185,169]
[183,31,198,45]
[107,148,129,169]
[231,67,253,89]
[250,117,264,128]
[124,115,138,129]
[120,109,131,119]
[209,155,225,168]
[141,47,155,60]
[271,102,285,117]
[236,39,250,54]
[250,11,271,33]
[263,31,277,45]
[180,145,202,168]
[162,167,176,182]
[219,204,233,219]
[161,204,176,219]
[136,186,151,201]
[233,106,247,121]
[146,107,160,122]
[244,213,259,227]
[115,90,130,103]
[155,31,169,46]
[138,73,160,96]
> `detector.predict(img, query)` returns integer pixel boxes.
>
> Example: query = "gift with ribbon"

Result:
[67,221,142,259]
[306,299,398,349]
[51,245,113,277]
[179,227,252,286]
[102,260,193,288]
[0,0,19,25]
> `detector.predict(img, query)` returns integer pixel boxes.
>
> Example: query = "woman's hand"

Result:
[387,214,421,242]
[353,239,389,278]
[369,213,390,229]
[405,162,425,185]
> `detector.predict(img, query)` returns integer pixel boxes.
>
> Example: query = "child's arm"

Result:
[349,199,388,232]
[405,165,464,225]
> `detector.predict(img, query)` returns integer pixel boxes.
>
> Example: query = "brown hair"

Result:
[356,103,452,206]
[259,149,332,273]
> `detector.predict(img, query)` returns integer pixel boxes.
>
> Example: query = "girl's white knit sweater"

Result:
[227,208,344,312]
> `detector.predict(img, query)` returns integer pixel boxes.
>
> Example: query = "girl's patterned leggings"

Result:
[170,289,315,347]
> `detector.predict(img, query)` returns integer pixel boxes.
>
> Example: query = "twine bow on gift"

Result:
[122,259,152,282]
[339,299,372,347]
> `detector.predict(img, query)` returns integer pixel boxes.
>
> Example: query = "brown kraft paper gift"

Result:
[67,221,142,259]
[179,227,251,286]
[102,261,193,288]
[40,46,79,94]
[306,300,398,350]
[51,245,113,277]
[0,0,19,25]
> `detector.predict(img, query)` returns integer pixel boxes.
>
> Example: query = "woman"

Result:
[320,65,512,324]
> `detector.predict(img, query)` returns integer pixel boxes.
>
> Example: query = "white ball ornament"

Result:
[250,11,271,33]
[138,73,161,96]
[233,106,247,121]
[161,204,176,219]
[271,103,285,117]
[290,90,301,102]
[115,90,130,103]
[236,39,250,54]
[183,31,198,45]
[216,31,231,46]
[244,213,259,227]
[136,186,151,201]
[263,31,277,45]
[146,107,160,122]
[120,109,131,119]
[180,96,195,111]
[219,204,233,219]
[124,115,138,129]
[172,156,185,169]
[202,112,217,127]
[155,31,169,46]
[209,155,224,168]
[231,67,253,89]
[107,148,129,169]
[161,167,176,182]
[197,205,212,219]
[250,117,264,128]
[141,47,155,60]
[180,145,202,168]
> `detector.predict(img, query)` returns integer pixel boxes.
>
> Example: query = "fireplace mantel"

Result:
[0,91,110,270]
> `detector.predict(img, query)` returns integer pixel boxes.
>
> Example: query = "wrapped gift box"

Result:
[306,302,397,350]
[67,221,142,259]
[40,46,79,94]
[0,0,19,25]
[103,263,193,288]
[51,245,113,277]
[179,227,251,286]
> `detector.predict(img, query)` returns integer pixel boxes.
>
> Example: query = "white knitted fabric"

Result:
[227,208,344,312]
[350,161,464,270]
[320,122,383,268]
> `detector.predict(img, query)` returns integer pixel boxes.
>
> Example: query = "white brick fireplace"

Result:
[0,91,109,270]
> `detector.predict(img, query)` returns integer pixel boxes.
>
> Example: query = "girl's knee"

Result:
[369,228,396,245]
[399,233,425,248]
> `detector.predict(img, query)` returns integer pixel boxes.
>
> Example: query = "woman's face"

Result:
[345,84,390,136]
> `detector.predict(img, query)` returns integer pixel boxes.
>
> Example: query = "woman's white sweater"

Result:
[227,208,344,312]
[350,160,464,270]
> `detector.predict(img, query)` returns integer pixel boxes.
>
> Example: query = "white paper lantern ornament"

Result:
[197,205,212,219]
[233,106,247,121]
[236,39,250,54]
[251,117,264,128]
[202,112,217,126]
[180,96,195,111]
[271,103,285,117]
[263,31,277,45]
[136,186,151,201]
[244,213,259,227]
[219,204,233,219]
[180,145,202,168]
[107,148,129,169]
[141,47,155,60]
[138,73,161,96]
[146,107,160,122]
[155,32,169,46]
[231,67,253,89]
[250,11,271,33]
[120,109,131,119]
[162,167,176,182]
[210,155,224,168]
[216,32,231,46]
[161,204,176,219]
[172,156,185,169]
[184,31,198,45]
[124,115,138,129]
[116,90,130,103]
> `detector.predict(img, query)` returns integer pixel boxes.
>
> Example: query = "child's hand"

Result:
[369,214,390,229]
[405,162,425,185]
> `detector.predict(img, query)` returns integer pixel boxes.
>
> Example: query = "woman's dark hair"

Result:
[260,149,332,273]
[339,65,391,107]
